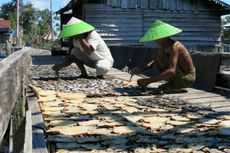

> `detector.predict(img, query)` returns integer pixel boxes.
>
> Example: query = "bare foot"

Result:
[52,65,60,78]
[78,73,89,78]
[96,75,104,79]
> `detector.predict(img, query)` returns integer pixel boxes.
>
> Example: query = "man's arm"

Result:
[78,37,94,55]
[137,46,180,87]
[141,59,155,73]
[151,47,179,82]
[130,59,155,75]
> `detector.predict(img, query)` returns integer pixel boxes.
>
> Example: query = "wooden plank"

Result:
[212,103,230,108]
[172,94,217,100]
[26,91,46,130]
[121,0,128,8]
[141,0,148,8]
[107,0,111,5]
[9,118,13,153]
[129,0,137,8]
[214,107,230,112]
[32,128,48,153]
[187,96,229,104]
[111,0,118,7]
[169,0,176,10]
[176,0,183,10]
[149,0,157,9]
[27,90,48,153]
[170,92,224,100]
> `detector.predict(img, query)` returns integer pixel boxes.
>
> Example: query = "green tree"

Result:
[36,9,51,38]
[0,0,55,45]
[21,3,35,35]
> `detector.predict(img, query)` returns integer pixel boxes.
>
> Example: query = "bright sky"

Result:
[0,0,230,12]
[0,0,229,16]
[0,0,70,12]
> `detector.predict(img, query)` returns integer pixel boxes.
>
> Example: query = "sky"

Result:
[0,0,230,12]
[0,0,70,12]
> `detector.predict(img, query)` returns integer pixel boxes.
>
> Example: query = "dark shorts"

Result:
[154,51,196,92]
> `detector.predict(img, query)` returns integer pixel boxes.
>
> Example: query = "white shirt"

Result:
[73,31,114,62]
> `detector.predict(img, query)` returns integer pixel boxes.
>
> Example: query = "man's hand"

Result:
[137,78,151,87]
[77,35,94,55]
[72,34,83,41]
[130,67,141,75]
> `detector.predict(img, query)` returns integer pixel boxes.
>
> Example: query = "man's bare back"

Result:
[172,41,195,73]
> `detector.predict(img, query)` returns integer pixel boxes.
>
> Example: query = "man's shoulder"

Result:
[173,41,186,51]
[89,30,100,37]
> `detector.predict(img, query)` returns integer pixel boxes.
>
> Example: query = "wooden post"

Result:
[23,110,32,153]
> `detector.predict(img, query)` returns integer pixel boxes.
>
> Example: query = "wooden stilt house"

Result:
[57,0,230,51]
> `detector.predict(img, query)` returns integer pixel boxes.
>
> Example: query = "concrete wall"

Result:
[0,47,31,144]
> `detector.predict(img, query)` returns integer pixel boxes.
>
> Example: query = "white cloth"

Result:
[71,31,114,76]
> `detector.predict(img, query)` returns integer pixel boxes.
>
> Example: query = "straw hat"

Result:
[58,17,95,38]
[140,20,182,42]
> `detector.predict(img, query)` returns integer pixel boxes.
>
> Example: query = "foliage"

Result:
[222,15,230,42]
[0,0,60,47]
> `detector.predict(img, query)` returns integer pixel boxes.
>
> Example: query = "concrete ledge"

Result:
[0,47,31,142]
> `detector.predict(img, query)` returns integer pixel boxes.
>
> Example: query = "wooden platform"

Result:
[107,68,230,113]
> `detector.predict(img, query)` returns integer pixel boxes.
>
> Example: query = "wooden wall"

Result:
[83,0,227,51]
[0,47,31,143]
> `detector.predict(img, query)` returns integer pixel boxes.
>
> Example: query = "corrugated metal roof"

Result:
[56,0,230,14]
[55,0,80,14]
[209,0,230,8]
[0,20,11,28]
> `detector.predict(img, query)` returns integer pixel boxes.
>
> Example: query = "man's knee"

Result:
[66,55,77,62]
[95,60,112,76]
[96,65,110,76]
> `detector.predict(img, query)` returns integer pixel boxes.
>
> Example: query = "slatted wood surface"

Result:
[27,90,48,153]
[107,68,230,113]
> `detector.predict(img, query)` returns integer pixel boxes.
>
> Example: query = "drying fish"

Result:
[57,92,86,100]
[78,103,98,111]
[113,126,136,135]
[48,126,95,136]
[28,63,230,153]
[64,106,81,114]
[87,128,112,135]
[38,95,57,102]
[141,122,163,131]
[219,120,230,127]
[47,120,77,127]
[142,116,169,123]
[98,121,125,128]
[78,120,100,126]
[124,115,143,123]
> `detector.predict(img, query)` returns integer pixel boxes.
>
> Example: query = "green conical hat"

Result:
[140,20,182,42]
[58,17,95,38]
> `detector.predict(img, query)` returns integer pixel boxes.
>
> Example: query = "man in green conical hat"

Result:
[52,17,114,79]
[131,20,196,94]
